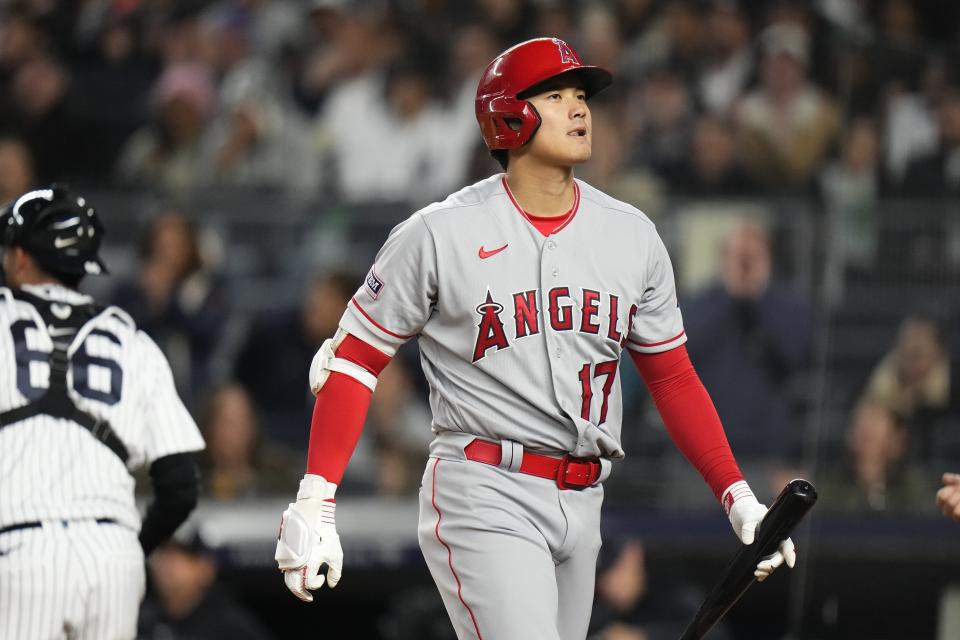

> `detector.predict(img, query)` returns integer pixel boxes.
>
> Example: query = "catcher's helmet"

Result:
[475,37,612,151]
[0,186,108,277]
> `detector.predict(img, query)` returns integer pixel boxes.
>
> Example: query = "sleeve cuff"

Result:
[625,330,687,354]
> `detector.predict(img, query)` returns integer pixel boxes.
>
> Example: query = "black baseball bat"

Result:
[678,478,818,640]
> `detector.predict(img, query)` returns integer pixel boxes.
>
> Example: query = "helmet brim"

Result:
[517,66,613,101]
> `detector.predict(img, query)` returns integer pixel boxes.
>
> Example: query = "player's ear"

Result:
[16,247,44,277]
[5,246,28,275]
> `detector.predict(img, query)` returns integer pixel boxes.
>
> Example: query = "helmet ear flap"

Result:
[518,101,541,147]
[477,96,541,150]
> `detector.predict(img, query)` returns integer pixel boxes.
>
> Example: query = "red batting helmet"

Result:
[475,37,612,151]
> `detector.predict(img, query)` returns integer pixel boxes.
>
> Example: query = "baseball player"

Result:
[275,38,796,639]
[0,187,205,639]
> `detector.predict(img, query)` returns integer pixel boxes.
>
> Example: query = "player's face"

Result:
[523,81,592,167]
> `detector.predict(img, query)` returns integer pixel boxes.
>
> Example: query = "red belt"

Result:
[463,438,601,490]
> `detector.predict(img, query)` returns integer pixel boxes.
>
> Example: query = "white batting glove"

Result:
[723,481,796,582]
[275,474,343,602]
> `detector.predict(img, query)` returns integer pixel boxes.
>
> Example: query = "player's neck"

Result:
[504,164,575,218]
[17,273,70,290]
[6,272,64,290]
[4,251,69,289]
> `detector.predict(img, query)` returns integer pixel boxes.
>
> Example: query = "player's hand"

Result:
[937,472,960,522]
[275,474,343,602]
[723,481,796,582]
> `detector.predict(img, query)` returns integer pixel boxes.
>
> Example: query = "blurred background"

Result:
[2,0,959,638]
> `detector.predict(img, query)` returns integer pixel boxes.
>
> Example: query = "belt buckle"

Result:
[555,455,600,490]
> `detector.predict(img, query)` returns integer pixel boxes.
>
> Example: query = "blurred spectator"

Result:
[937,472,960,522]
[871,0,926,96]
[817,0,871,38]
[344,357,432,496]
[197,4,256,80]
[580,103,628,192]
[862,315,951,424]
[446,24,502,186]
[112,210,230,405]
[882,56,948,183]
[669,114,755,196]
[588,537,730,640]
[820,399,926,512]
[616,0,664,76]
[734,23,840,191]
[139,523,274,640]
[0,136,35,202]
[0,8,45,64]
[579,102,662,211]
[818,116,884,285]
[696,0,754,116]
[684,222,813,462]
[579,4,625,80]
[70,14,157,179]
[4,55,90,182]
[154,5,210,67]
[476,0,536,46]
[534,2,577,46]
[623,0,707,81]
[898,86,960,197]
[205,0,302,64]
[614,0,660,44]
[0,9,48,117]
[625,64,696,188]
[116,62,217,194]
[297,1,370,113]
[322,50,461,205]
[233,272,355,442]
[199,384,301,501]
[203,59,320,195]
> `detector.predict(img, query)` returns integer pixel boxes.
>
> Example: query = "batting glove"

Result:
[275,474,343,602]
[723,480,796,582]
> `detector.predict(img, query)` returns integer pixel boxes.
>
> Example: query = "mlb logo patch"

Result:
[365,267,384,299]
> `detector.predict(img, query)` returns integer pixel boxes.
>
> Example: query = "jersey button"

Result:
[555,347,562,357]
[552,268,560,277]
[547,240,556,250]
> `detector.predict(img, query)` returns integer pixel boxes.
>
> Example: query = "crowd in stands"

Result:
[1,0,959,202]
[2,0,959,514]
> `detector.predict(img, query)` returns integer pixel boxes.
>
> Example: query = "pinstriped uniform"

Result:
[339,174,686,639]
[0,283,205,640]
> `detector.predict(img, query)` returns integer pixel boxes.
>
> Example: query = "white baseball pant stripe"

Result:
[0,520,145,639]
[418,455,603,640]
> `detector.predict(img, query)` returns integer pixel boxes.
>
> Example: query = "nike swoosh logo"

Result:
[479,244,508,259]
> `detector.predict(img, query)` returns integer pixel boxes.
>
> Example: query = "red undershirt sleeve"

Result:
[629,344,744,502]
[305,334,392,484]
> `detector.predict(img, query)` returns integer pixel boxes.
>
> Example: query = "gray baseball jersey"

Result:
[340,173,686,458]
[0,283,205,639]
[339,174,686,640]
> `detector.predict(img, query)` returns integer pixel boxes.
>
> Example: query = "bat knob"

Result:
[786,479,818,504]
